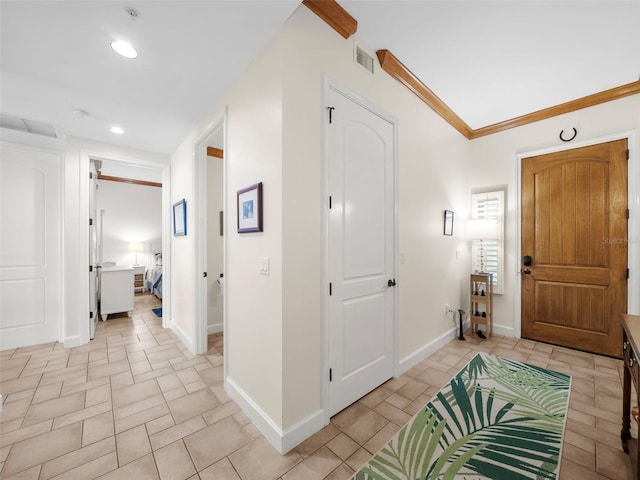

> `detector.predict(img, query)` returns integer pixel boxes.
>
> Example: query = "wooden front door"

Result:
[521,139,628,357]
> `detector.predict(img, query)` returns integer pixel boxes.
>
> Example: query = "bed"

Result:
[145,253,163,299]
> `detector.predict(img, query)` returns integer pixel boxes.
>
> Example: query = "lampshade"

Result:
[128,242,144,253]
[466,219,498,241]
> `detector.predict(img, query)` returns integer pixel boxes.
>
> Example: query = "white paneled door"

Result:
[0,144,61,350]
[328,88,396,416]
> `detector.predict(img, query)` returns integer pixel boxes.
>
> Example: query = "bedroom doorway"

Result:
[87,156,168,338]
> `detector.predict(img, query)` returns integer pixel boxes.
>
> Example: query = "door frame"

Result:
[79,151,172,345]
[514,129,640,338]
[322,78,399,422]
[193,111,227,356]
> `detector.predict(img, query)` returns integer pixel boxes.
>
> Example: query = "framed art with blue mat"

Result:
[237,182,263,233]
[173,199,186,236]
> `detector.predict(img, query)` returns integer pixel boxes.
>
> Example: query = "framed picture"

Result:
[173,199,187,236]
[237,182,263,233]
[443,209,454,236]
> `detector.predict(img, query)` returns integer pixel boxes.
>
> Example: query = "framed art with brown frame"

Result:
[237,182,263,233]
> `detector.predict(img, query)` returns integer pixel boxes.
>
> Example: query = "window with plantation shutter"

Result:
[471,190,505,294]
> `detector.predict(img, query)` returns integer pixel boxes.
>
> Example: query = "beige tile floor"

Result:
[0,292,634,479]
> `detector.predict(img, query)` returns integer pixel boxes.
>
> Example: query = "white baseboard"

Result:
[207,323,223,335]
[225,377,327,454]
[64,335,83,349]
[399,320,518,375]
[492,324,516,338]
[170,320,194,353]
[399,320,470,374]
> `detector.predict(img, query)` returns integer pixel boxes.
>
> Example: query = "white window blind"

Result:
[471,190,505,294]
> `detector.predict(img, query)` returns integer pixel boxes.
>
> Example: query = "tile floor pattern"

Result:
[0,293,635,479]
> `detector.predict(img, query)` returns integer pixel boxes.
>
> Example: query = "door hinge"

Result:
[327,106,335,124]
[627,149,630,160]
[627,209,630,220]
[203,272,207,278]
[329,283,332,296]
[329,368,332,382]
[90,311,94,319]
[329,196,332,209]
[89,218,93,226]
[89,265,93,273]
[627,268,630,279]
[89,171,93,179]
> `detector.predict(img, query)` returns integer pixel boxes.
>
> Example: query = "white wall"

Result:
[170,36,285,424]
[467,95,640,334]
[63,136,168,346]
[97,180,162,267]
[279,7,471,429]
[171,5,471,446]
[168,136,197,349]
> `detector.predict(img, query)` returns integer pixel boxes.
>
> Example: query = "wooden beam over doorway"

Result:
[207,147,224,159]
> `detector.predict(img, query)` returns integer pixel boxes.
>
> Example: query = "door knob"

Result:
[522,268,531,274]
[387,279,396,287]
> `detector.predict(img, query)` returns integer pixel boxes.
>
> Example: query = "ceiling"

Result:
[1,1,639,156]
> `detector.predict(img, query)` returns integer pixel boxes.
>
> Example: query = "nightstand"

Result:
[133,265,146,293]
[100,266,134,320]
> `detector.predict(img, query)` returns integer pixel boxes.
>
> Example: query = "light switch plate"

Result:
[260,257,270,276]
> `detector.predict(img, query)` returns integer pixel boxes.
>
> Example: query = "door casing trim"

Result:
[514,129,640,339]
[322,76,399,424]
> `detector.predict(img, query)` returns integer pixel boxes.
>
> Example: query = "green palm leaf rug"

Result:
[352,352,571,480]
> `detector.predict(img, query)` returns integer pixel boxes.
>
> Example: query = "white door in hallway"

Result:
[328,88,396,416]
[0,144,62,350]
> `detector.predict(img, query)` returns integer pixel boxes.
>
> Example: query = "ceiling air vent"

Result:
[355,45,375,75]
[0,113,58,138]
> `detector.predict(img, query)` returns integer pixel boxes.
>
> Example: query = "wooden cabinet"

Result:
[100,266,134,321]
[470,273,492,338]
[133,265,145,293]
[622,313,640,479]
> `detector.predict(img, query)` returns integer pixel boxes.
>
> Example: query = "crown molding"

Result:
[302,0,357,39]
[377,49,473,138]
[470,80,640,139]
[378,48,640,139]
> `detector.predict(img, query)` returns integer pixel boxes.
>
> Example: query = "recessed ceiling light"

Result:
[110,40,137,59]
[110,126,125,135]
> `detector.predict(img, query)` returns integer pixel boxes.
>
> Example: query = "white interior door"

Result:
[328,88,396,416]
[0,144,61,350]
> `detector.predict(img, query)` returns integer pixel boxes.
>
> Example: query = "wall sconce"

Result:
[128,242,144,265]
[466,219,498,273]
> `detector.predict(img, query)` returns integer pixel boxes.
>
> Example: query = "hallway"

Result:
[0,292,632,479]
